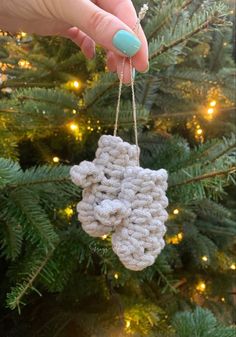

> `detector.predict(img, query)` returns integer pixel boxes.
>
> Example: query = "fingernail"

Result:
[141,63,149,73]
[112,30,141,57]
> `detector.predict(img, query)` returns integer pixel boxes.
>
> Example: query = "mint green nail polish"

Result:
[112,30,141,57]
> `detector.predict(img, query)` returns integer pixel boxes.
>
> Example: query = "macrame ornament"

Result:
[112,167,168,271]
[70,4,169,270]
[70,135,138,237]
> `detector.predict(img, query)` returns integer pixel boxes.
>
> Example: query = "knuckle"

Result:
[89,11,111,36]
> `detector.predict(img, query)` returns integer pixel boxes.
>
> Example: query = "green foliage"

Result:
[0,0,235,335]
[6,249,53,311]
[0,158,21,188]
[0,160,80,263]
[173,307,236,337]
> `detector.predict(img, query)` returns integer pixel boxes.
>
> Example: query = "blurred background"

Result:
[0,0,235,336]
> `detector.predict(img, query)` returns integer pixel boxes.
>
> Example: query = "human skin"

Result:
[0,0,149,83]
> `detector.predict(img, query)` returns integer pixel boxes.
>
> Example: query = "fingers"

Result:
[64,27,95,59]
[117,56,135,84]
[60,0,143,59]
[97,0,148,72]
[106,52,133,84]
[106,51,117,72]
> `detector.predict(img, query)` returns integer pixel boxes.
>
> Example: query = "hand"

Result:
[0,0,149,83]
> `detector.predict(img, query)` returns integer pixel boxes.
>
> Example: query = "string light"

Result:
[223,42,227,47]
[78,99,85,107]
[0,74,7,82]
[166,232,183,245]
[64,206,73,218]
[196,129,203,135]
[73,80,80,89]
[221,297,225,302]
[114,273,119,279]
[230,263,236,270]
[65,80,81,90]
[0,62,8,71]
[18,59,31,69]
[125,320,131,328]
[209,100,216,107]
[173,208,179,215]
[101,235,108,240]
[207,108,214,115]
[20,32,27,37]
[52,156,60,163]
[72,109,77,114]
[202,256,208,262]
[68,122,82,141]
[196,281,206,292]
[69,123,79,131]
[177,233,183,240]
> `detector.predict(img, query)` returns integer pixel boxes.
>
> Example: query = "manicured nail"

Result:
[112,30,141,57]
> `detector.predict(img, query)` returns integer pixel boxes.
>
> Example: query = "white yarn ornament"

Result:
[70,135,138,237]
[112,166,168,271]
[70,135,169,270]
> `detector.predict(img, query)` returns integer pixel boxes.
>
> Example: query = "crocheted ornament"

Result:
[70,135,138,237]
[111,166,168,271]
[70,135,169,271]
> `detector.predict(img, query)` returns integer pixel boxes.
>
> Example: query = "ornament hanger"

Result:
[113,4,149,166]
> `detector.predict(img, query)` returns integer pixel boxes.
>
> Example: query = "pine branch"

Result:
[16,93,74,110]
[150,17,212,60]
[8,176,70,189]
[0,158,21,189]
[156,267,178,294]
[208,137,236,163]
[4,163,71,189]
[10,189,59,250]
[169,166,236,188]
[172,307,236,337]
[6,250,53,311]
[0,108,19,114]
[0,82,55,90]
[147,0,193,41]
[0,199,23,260]
[84,73,118,109]
[89,101,150,127]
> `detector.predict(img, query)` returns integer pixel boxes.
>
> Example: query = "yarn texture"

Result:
[70,135,138,237]
[112,166,168,270]
[70,135,168,270]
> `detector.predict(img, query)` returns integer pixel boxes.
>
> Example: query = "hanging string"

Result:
[129,57,139,165]
[113,3,149,165]
[113,57,125,137]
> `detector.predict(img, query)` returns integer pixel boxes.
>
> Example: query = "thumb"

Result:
[60,0,142,57]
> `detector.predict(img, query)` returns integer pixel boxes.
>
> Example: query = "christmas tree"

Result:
[0,0,236,336]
